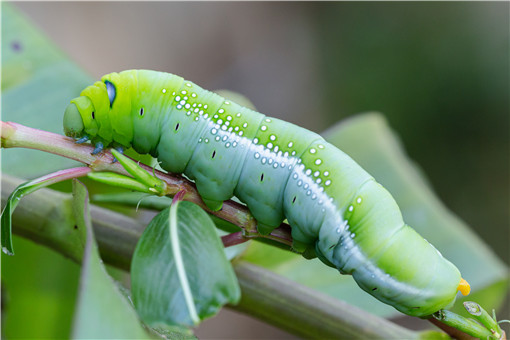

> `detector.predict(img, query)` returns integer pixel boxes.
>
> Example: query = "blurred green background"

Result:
[3,2,508,338]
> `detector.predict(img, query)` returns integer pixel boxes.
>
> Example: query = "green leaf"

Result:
[1,167,90,255]
[131,201,241,329]
[70,179,152,339]
[241,113,508,318]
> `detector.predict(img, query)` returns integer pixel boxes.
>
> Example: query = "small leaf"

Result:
[1,167,90,255]
[70,179,152,339]
[111,149,166,195]
[131,201,241,328]
[88,171,155,194]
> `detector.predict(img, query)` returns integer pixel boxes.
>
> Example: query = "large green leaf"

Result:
[131,201,241,329]
[242,113,508,318]
[71,179,153,339]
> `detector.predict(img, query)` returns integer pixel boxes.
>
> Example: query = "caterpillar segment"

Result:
[63,69,470,317]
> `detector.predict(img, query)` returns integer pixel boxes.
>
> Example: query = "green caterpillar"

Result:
[63,69,470,317]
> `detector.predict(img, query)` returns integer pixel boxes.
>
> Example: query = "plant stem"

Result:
[0,121,293,247]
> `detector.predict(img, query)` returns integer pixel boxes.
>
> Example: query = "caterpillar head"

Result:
[63,97,89,138]
[64,80,114,140]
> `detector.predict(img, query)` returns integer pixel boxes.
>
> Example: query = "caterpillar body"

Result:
[63,70,469,317]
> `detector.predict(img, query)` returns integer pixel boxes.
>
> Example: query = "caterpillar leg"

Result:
[92,142,104,155]
[257,222,276,236]
[202,198,223,211]
[75,135,89,144]
[112,146,124,163]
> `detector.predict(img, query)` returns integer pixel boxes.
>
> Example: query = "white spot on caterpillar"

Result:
[304,183,309,189]
[185,103,191,109]
[194,108,199,113]
[268,158,273,165]
[227,115,232,121]
[311,194,317,200]
[225,101,230,105]
[236,113,241,117]
[265,118,271,122]
[186,83,192,87]
[324,171,330,176]
[357,197,362,204]
[310,148,316,154]
[261,157,267,164]
[325,180,331,186]
[288,165,292,170]
[180,100,186,105]
[228,127,233,132]
[336,228,341,234]
[198,138,203,143]
[291,151,296,156]
[270,135,276,141]
[172,91,176,95]
[253,137,258,144]
[239,131,244,136]
[318,144,324,149]
[297,180,303,186]
[175,96,181,101]
[315,159,322,165]
[305,169,312,176]
[194,117,199,121]
[267,142,273,149]
[261,125,267,131]
[162,88,167,93]
[221,125,227,131]
[254,152,260,159]
[243,123,248,128]
[318,199,323,205]
[281,162,286,167]
[284,151,289,157]
[292,173,298,179]
[225,142,231,148]
[348,205,354,212]
[215,136,220,141]
[273,163,278,168]
[176,105,183,110]
[316,178,322,184]
[181,90,187,95]
[203,113,208,118]
[351,233,355,238]
[288,141,293,147]
[217,119,223,124]
[222,136,228,141]
[232,142,238,147]
[274,146,279,153]
[204,138,209,143]
[314,171,320,177]
[186,111,191,116]
[306,190,311,196]
[204,104,208,109]
[192,93,197,98]
[219,109,225,114]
